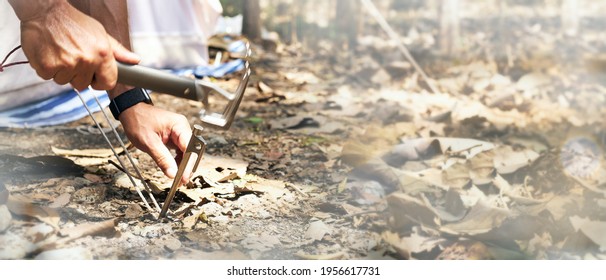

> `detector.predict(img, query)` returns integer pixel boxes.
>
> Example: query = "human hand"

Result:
[12,0,139,91]
[118,103,193,184]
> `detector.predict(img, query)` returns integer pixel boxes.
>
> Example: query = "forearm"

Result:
[8,0,68,21]
[70,0,132,98]
[68,0,130,45]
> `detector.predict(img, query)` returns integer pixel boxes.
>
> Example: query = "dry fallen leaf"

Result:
[246,177,287,199]
[469,151,495,185]
[0,205,11,232]
[437,137,495,168]
[570,216,606,252]
[521,193,580,221]
[341,140,385,167]
[442,162,471,189]
[7,195,60,230]
[347,180,385,205]
[305,220,332,241]
[382,138,442,166]
[217,172,240,183]
[353,158,401,190]
[381,231,411,259]
[48,193,71,208]
[493,146,539,174]
[516,72,551,92]
[383,137,495,169]
[83,173,106,183]
[441,188,467,221]
[387,192,440,230]
[437,240,493,260]
[193,155,248,183]
[295,251,345,260]
[34,219,117,255]
[341,203,364,216]
[58,219,117,239]
[441,199,511,235]
[492,174,541,205]
[51,146,126,158]
[382,230,444,259]
[258,80,274,94]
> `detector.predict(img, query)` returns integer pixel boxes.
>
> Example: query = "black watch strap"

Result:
[109,88,153,120]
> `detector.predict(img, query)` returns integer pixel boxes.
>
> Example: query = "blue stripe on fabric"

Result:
[0,48,244,128]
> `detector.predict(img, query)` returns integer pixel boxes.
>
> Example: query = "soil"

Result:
[3,1,606,260]
[0,50,391,260]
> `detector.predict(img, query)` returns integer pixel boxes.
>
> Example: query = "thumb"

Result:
[170,118,193,183]
[109,36,140,65]
[146,136,178,179]
[171,120,193,155]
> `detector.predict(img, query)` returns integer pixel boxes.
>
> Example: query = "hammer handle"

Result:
[117,62,198,101]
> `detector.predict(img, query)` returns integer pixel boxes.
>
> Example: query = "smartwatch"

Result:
[109,88,153,120]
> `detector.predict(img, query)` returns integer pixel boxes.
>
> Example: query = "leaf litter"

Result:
[2,1,606,260]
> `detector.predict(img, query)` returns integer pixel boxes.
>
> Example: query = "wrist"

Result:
[8,0,68,22]
[109,88,154,120]
[107,84,134,99]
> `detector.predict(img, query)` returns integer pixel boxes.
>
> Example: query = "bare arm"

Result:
[8,0,62,21]
[8,0,192,182]
[7,0,139,90]
[72,0,193,180]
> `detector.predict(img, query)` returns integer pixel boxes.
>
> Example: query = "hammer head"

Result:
[117,42,252,130]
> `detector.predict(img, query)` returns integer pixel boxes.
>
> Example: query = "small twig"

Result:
[344,208,387,218]
[360,0,439,94]
[217,172,239,183]
[286,183,309,197]
[448,144,483,156]
[108,159,142,180]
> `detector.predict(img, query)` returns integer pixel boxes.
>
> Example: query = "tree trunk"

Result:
[561,0,579,36]
[242,0,262,43]
[335,0,359,49]
[439,0,460,55]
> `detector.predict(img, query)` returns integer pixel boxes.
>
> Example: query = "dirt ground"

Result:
[0,48,388,260]
[3,1,606,260]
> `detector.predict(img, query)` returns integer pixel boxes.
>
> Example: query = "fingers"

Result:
[40,56,96,91]
[109,36,140,65]
[39,36,135,91]
[170,115,193,183]
[28,55,56,81]
[146,135,179,180]
[170,115,193,154]
[18,5,129,90]
[29,42,118,90]
[52,65,77,86]
[90,36,141,90]
[148,115,192,184]
[89,45,117,90]
[89,61,117,90]
[70,56,97,91]
[120,105,194,183]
